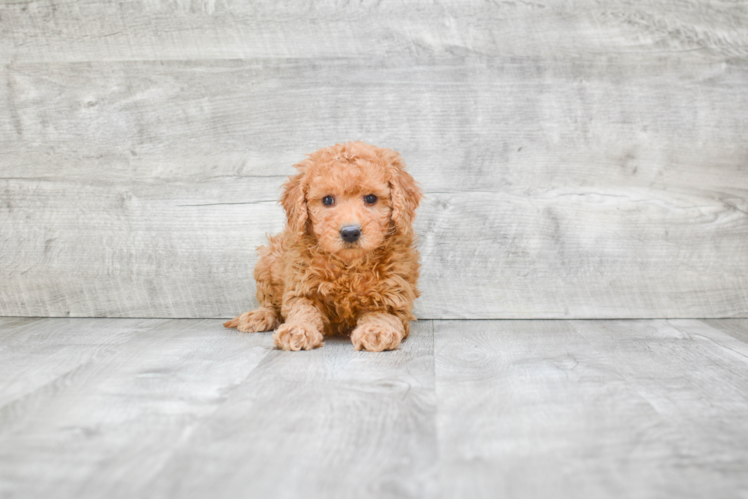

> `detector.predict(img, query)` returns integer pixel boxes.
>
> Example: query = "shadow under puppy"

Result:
[224,141,423,352]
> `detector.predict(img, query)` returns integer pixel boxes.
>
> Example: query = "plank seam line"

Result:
[667,320,748,360]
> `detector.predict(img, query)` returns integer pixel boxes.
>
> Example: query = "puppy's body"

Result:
[253,229,419,337]
[225,142,422,351]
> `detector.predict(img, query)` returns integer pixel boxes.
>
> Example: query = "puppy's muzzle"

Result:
[340,225,361,243]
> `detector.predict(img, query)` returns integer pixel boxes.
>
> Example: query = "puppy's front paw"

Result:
[223,307,280,333]
[351,322,403,352]
[273,322,324,351]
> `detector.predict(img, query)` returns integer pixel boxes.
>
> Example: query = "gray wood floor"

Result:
[1,318,747,498]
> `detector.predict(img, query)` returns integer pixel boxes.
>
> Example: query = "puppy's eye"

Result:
[364,194,377,205]
[322,195,335,206]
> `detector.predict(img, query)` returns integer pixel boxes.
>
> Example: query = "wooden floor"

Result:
[1,318,747,498]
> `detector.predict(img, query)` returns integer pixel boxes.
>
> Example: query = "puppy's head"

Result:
[281,142,422,259]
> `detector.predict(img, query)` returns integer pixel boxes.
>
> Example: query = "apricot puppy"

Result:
[224,141,423,352]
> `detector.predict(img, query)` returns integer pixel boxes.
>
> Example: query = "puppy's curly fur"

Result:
[224,142,423,352]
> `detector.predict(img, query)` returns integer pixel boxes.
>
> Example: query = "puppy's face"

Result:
[307,161,392,259]
[282,142,422,260]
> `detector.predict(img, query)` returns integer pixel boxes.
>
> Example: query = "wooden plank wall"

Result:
[1,0,747,319]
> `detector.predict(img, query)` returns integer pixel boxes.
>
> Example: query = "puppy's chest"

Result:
[310,262,386,316]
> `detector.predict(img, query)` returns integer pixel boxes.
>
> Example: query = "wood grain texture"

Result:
[2,318,748,497]
[1,0,747,63]
[0,317,163,408]
[702,318,748,344]
[146,320,437,498]
[0,318,436,498]
[434,319,748,497]
[1,174,286,318]
[2,1,748,318]
[0,318,274,497]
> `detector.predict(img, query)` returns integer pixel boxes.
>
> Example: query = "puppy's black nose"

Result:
[340,225,361,243]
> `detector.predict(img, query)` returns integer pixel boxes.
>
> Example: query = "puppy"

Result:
[224,141,423,351]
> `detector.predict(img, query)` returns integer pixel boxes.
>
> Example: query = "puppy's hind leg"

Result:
[224,284,281,333]
[224,244,283,332]
[223,307,280,333]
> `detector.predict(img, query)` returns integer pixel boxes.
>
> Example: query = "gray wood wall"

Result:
[1,0,747,319]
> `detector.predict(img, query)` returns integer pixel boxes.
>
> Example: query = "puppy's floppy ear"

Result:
[384,149,423,235]
[281,159,310,237]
